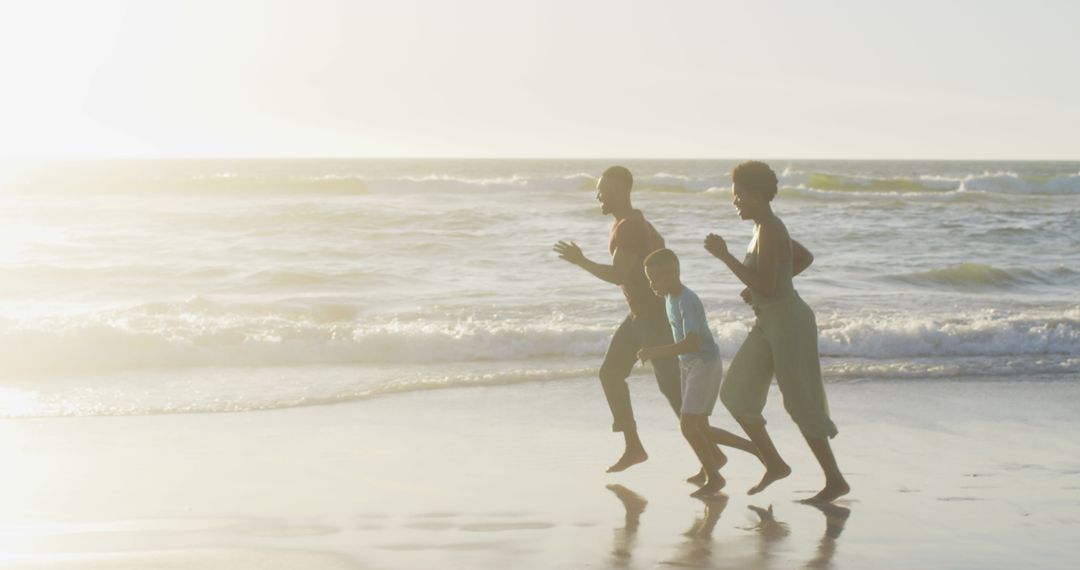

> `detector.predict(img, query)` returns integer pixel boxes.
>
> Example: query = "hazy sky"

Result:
[1,0,1078,159]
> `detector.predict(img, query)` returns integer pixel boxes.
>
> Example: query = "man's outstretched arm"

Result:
[553,240,634,286]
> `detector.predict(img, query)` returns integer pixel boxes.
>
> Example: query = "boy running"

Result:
[637,248,726,497]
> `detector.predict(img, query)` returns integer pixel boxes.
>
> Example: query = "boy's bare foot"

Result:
[748,462,791,495]
[686,469,707,486]
[798,480,850,504]
[687,447,728,485]
[690,474,726,498]
[607,449,648,473]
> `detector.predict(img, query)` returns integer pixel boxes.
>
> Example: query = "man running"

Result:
[554,166,758,475]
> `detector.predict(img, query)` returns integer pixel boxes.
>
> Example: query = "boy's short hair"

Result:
[643,248,679,271]
[732,160,779,201]
[601,165,634,192]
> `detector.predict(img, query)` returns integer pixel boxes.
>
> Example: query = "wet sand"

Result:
[1,375,1078,569]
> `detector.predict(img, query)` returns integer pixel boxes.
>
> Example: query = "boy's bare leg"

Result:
[798,435,849,503]
[691,426,762,484]
[708,427,763,460]
[608,429,649,473]
[737,419,791,495]
[687,445,727,485]
[687,420,735,485]
[682,415,725,497]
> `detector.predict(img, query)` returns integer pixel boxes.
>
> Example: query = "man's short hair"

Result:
[601,165,634,192]
[732,161,779,201]
[643,248,679,271]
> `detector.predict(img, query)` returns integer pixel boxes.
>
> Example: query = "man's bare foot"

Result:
[607,449,648,473]
[690,474,726,498]
[748,462,791,495]
[798,481,850,504]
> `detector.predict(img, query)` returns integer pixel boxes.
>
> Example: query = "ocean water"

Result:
[0,159,1077,417]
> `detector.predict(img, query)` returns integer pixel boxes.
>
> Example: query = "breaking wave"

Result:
[2,302,1077,376]
[889,263,1079,290]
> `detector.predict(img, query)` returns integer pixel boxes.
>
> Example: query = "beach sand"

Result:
[1,374,1078,569]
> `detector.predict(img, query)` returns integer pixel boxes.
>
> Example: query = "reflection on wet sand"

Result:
[606,484,647,568]
[605,485,852,569]
[665,494,729,567]
[805,502,852,570]
[741,504,792,566]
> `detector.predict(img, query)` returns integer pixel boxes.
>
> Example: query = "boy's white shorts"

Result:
[680,355,723,415]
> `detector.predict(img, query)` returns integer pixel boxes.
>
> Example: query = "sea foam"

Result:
[2,304,1077,377]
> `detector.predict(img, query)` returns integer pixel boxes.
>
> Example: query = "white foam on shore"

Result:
[2,304,1077,378]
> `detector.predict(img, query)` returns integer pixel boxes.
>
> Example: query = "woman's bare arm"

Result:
[792,239,814,276]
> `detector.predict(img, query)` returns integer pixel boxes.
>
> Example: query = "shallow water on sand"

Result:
[1,378,1078,569]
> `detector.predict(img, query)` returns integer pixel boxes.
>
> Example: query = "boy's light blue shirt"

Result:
[665,285,720,364]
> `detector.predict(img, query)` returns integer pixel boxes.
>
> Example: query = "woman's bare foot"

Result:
[607,449,649,473]
[799,480,850,504]
[690,474,726,498]
[748,462,791,495]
